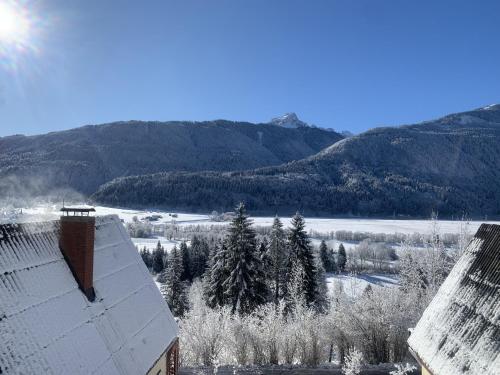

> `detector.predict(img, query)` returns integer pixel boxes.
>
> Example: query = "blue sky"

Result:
[0,0,499,137]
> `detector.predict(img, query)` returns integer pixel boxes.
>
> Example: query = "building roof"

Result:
[408,224,500,375]
[0,215,178,375]
[61,206,96,214]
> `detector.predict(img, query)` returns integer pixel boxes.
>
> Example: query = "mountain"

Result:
[92,105,500,218]
[269,113,309,128]
[0,119,343,196]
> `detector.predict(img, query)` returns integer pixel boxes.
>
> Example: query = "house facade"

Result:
[0,208,179,375]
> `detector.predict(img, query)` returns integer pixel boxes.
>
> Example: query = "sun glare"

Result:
[0,1,31,44]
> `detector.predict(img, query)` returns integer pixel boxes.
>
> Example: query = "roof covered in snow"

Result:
[408,224,500,375]
[0,215,178,375]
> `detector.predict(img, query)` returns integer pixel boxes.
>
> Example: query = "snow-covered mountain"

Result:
[93,104,500,217]
[0,119,343,196]
[269,113,310,128]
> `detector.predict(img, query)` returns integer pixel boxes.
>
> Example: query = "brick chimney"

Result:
[59,207,96,302]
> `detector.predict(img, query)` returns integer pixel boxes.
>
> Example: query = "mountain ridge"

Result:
[92,105,500,218]
[0,119,343,196]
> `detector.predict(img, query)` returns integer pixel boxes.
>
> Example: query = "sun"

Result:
[0,1,30,44]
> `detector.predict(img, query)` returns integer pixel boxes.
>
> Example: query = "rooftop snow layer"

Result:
[0,215,178,375]
[408,224,500,375]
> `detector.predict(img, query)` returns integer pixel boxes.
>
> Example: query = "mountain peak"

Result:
[269,113,309,128]
[481,104,500,111]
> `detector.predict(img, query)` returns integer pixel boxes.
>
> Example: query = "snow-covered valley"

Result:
[11,204,498,235]
[6,203,495,299]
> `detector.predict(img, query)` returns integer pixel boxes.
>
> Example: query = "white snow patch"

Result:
[326,273,399,299]
[12,204,500,237]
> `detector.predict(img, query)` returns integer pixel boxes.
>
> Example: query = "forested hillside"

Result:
[0,118,342,195]
[92,105,500,218]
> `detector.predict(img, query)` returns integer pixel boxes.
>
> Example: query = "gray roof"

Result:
[0,215,178,375]
[408,224,500,375]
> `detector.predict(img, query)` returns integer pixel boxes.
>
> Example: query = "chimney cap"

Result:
[61,205,96,216]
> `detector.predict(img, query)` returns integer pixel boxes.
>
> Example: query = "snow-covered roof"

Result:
[0,215,178,375]
[408,224,500,375]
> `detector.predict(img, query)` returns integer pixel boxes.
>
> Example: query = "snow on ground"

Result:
[248,217,497,235]
[14,204,499,236]
[132,237,188,253]
[326,273,399,299]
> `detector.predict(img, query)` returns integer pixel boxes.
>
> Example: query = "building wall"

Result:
[147,339,179,375]
[147,350,168,375]
[421,366,432,375]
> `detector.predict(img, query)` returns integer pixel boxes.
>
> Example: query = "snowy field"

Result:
[10,203,481,298]
[6,204,499,254]
[11,204,499,235]
[326,273,399,299]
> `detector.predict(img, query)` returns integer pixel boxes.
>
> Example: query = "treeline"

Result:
[139,235,213,282]
[138,204,459,367]
[91,113,500,218]
[179,229,454,368]
[146,204,334,316]
[92,170,454,216]
[312,229,466,247]
[92,167,499,217]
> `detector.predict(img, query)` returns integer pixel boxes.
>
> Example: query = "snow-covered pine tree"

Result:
[285,212,318,307]
[314,254,329,312]
[258,238,270,266]
[179,240,192,282]
[258,238,271,281]
[224,203,268,315]
[156,266,168,283]
[152,241,166,274]
[161,245,189,317]
[328,246,337,273]
[337,243,347,272]
[256,238,271,304]
[268,216,287,304]
[204,240,230,308]
[190,236,210,279]
[399,244,427,293]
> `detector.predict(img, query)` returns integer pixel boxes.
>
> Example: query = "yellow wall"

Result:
[147,350,167,375]
[422,366,432,375]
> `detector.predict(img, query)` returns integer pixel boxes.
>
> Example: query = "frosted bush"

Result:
[342,349,363,375]
[390,363,417,375]
[179,282,232,366]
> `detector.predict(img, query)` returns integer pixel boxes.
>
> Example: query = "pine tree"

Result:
[258,238,272,275]
[139,246,152,269]
[328,246,337,273]
[179,241,192,282]
[337,243,347,272]
[152,241,166,274]
[224,203,268,315]
[204,241,230,308]
[190,236,210,279]
[161,245,188,317]
[320,240,337,272]
[314,255,329,312]
[268,216,287,304]
[285,212,318,307]
[256,238,271,304]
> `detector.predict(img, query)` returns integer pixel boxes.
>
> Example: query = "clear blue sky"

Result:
[0,0,499,137]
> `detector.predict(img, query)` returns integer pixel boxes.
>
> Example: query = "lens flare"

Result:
[0,1,30,44]
[0,0,43,73]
